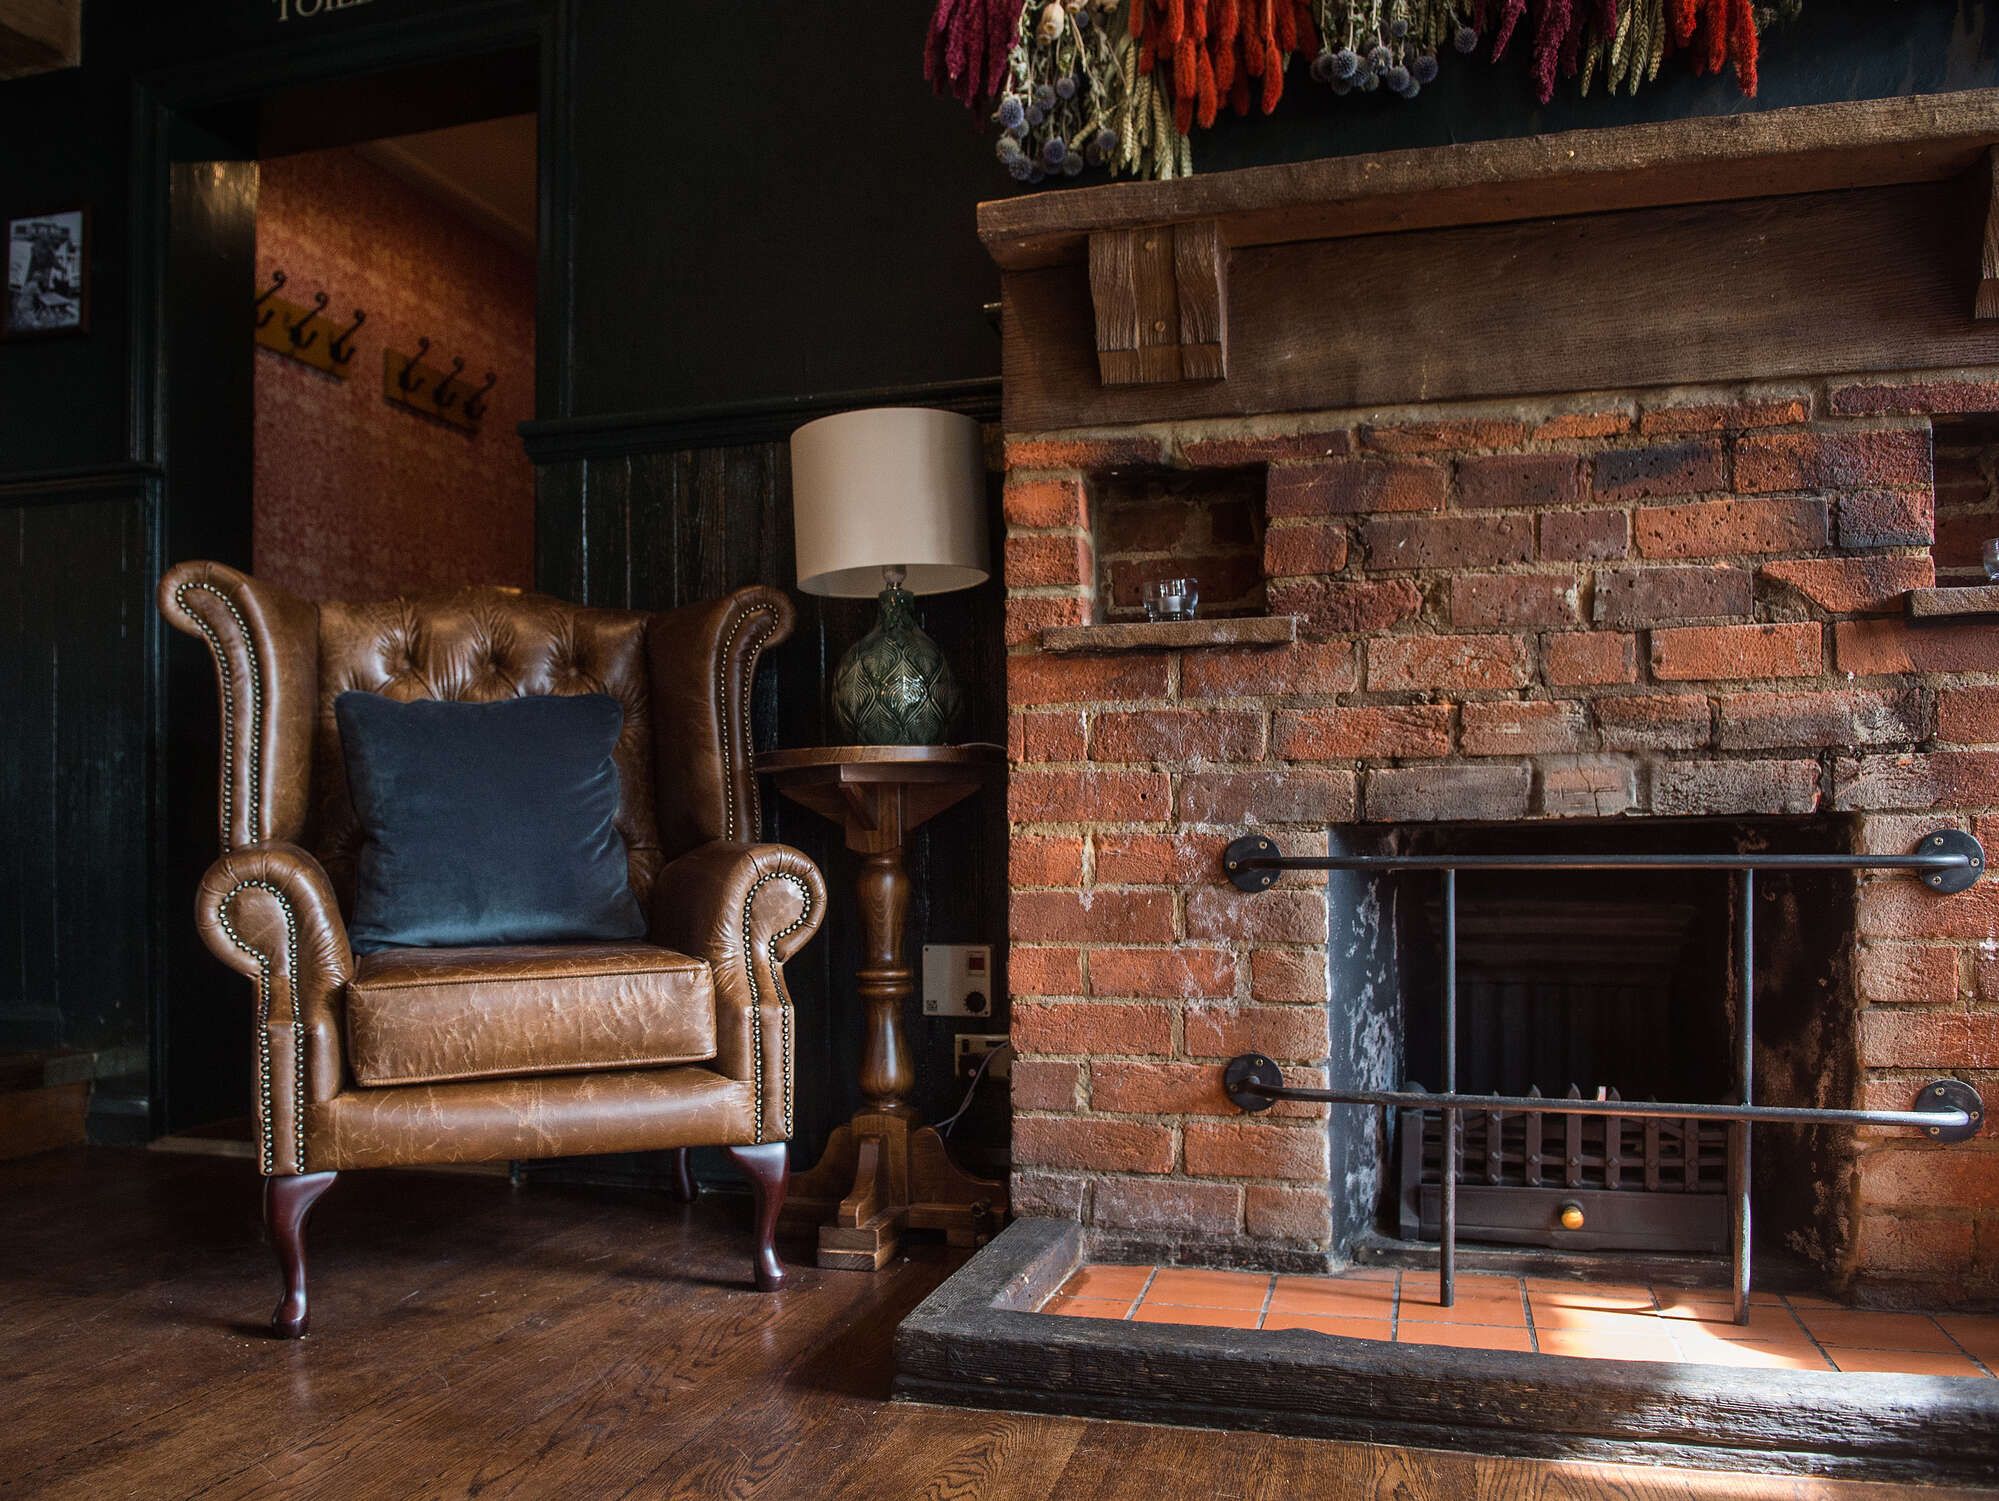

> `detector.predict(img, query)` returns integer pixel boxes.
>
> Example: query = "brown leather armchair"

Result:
[159,561,826,1336]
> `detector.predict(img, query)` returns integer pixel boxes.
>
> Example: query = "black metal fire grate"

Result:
[1216,829,1990,1324]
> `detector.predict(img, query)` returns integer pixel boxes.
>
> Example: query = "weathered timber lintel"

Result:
[982,88,1999,272]
[1087,220,1228,387]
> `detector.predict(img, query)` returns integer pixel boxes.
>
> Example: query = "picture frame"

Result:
[4,207,90,340]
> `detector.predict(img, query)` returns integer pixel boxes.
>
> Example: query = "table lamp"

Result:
[790,408,990,745]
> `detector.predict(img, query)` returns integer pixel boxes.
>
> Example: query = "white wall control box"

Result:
[922,944,994,1018]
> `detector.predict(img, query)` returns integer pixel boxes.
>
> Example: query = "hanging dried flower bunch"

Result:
[927,0,1788,181]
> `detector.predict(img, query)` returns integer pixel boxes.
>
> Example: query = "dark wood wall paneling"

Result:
[538,442,1009,1158]
[0,472,155,1094]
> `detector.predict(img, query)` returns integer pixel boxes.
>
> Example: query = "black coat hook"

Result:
[398,336,434,393]
[462,371,498,421]
[254,269,287,328]
[432,355,467,410]
[329,308,366,366]
[286,290,328,350]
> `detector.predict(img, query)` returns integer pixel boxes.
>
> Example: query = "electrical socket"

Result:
[955,1033,1010,1082]
[922,944,994,1018]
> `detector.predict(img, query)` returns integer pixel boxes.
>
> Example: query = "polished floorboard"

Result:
[0,1146,1989,1500]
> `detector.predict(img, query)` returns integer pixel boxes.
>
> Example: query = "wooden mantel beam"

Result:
[980,88,1999,272]
[0,0,81,79]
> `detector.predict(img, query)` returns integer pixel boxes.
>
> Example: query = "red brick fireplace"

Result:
[988,95,1999,1308]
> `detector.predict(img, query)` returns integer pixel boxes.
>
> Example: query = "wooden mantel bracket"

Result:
[1087,220,1228,386]
[1978,146,1999,320]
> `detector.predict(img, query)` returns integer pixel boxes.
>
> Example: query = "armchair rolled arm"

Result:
[646,586,795,854]
[650,840,827,1144]
[196,841,354,1176]
[159,559,319,853]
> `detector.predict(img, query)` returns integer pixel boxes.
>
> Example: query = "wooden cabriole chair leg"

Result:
[264,1170,338,1339]
[667,1146,698,1204]
[725,1143,789,1292]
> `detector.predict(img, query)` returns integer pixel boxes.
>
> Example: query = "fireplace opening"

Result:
[1327,817,1860,1279]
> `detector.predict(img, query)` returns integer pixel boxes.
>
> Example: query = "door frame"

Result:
[131,0,569,1134]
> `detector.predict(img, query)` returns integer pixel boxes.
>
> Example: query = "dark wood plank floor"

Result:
[0,1147,1989,1500]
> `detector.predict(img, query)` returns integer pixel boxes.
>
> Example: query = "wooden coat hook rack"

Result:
[252,268,364,379]
[383,335,494,434]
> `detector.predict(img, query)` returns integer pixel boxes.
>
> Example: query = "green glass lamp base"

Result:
[830,584,962,746]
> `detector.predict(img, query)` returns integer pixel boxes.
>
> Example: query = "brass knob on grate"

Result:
[1558,1202,1586,1231]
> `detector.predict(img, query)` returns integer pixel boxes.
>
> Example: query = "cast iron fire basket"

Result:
[1217,830,1990,1324]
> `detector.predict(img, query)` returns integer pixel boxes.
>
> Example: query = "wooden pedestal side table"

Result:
[758,744,1008,1269]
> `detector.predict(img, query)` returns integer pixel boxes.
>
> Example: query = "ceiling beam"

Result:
[0,0,81,80]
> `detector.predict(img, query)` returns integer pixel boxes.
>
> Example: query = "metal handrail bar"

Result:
[1220,1072,1982,1135]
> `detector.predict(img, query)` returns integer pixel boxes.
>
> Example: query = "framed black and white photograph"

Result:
[5,208,89,339]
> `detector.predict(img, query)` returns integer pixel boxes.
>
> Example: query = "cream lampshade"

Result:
[789,408,990,745]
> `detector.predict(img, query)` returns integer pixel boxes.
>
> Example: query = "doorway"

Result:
[147,32,549,1137]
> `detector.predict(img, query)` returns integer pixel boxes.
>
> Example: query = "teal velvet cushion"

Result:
[334,691,647,954]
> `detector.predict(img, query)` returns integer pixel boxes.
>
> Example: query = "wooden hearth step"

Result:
[896,1218,1999,1485]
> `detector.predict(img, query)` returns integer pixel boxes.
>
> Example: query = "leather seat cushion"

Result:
[346,942,717,1087]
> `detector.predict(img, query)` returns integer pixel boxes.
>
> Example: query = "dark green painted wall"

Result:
[0,0,1993,1142]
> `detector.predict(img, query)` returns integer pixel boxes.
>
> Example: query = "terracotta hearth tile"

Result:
[1062,1264,1153,1301]
[1675,1340,1834,1371]
[1527,1302,1666,1333]
[1825,1347,1992,1379]
[1653,1284,1784,1309]
[1144,1268,1272,1310]
[1537,1328,1682,1363]
[1131,1304,1263,1330]
[1524,1280,1657,1311]
[1398,1289,1529,1327]
[1267,1276,1396,1316]
[1335,1267,1399,1282]
[1044,1295,1137,1320]
[1651,1300,1798,1332]
[1795,1310,1957,1354]
[1396,1323,1535,1353]
[1262,1313,1394,1340]
[1936,1314,1999,1366]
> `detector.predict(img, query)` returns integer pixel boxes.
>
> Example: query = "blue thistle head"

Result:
[1041,136,1068,167]
[998,95,1026,130]
[1454,24,1478,52]
[1333,47,1361,78]
[1385,63,1410,91]
[1412,52,1438,82]
[1034,83,1056,108]
[1055,74,1078,100]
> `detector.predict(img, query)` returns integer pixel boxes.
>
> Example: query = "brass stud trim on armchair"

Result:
[744,870,813,1143]
[212,879,306,1175]
[173,580,266,852]
[719,605,781,843]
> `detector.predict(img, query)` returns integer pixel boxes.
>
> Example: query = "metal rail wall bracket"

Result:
[1216,829,1988,1324]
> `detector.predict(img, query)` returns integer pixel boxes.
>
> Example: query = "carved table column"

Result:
[758,744,1007,1269]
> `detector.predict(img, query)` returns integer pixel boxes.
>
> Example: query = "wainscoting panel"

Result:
[0,474,155,1073]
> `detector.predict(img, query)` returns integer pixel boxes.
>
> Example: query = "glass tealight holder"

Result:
[1143,577,1199,622]
[1984,538,1999,582]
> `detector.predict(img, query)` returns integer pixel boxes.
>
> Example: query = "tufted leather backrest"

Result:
[309,589,662,915]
